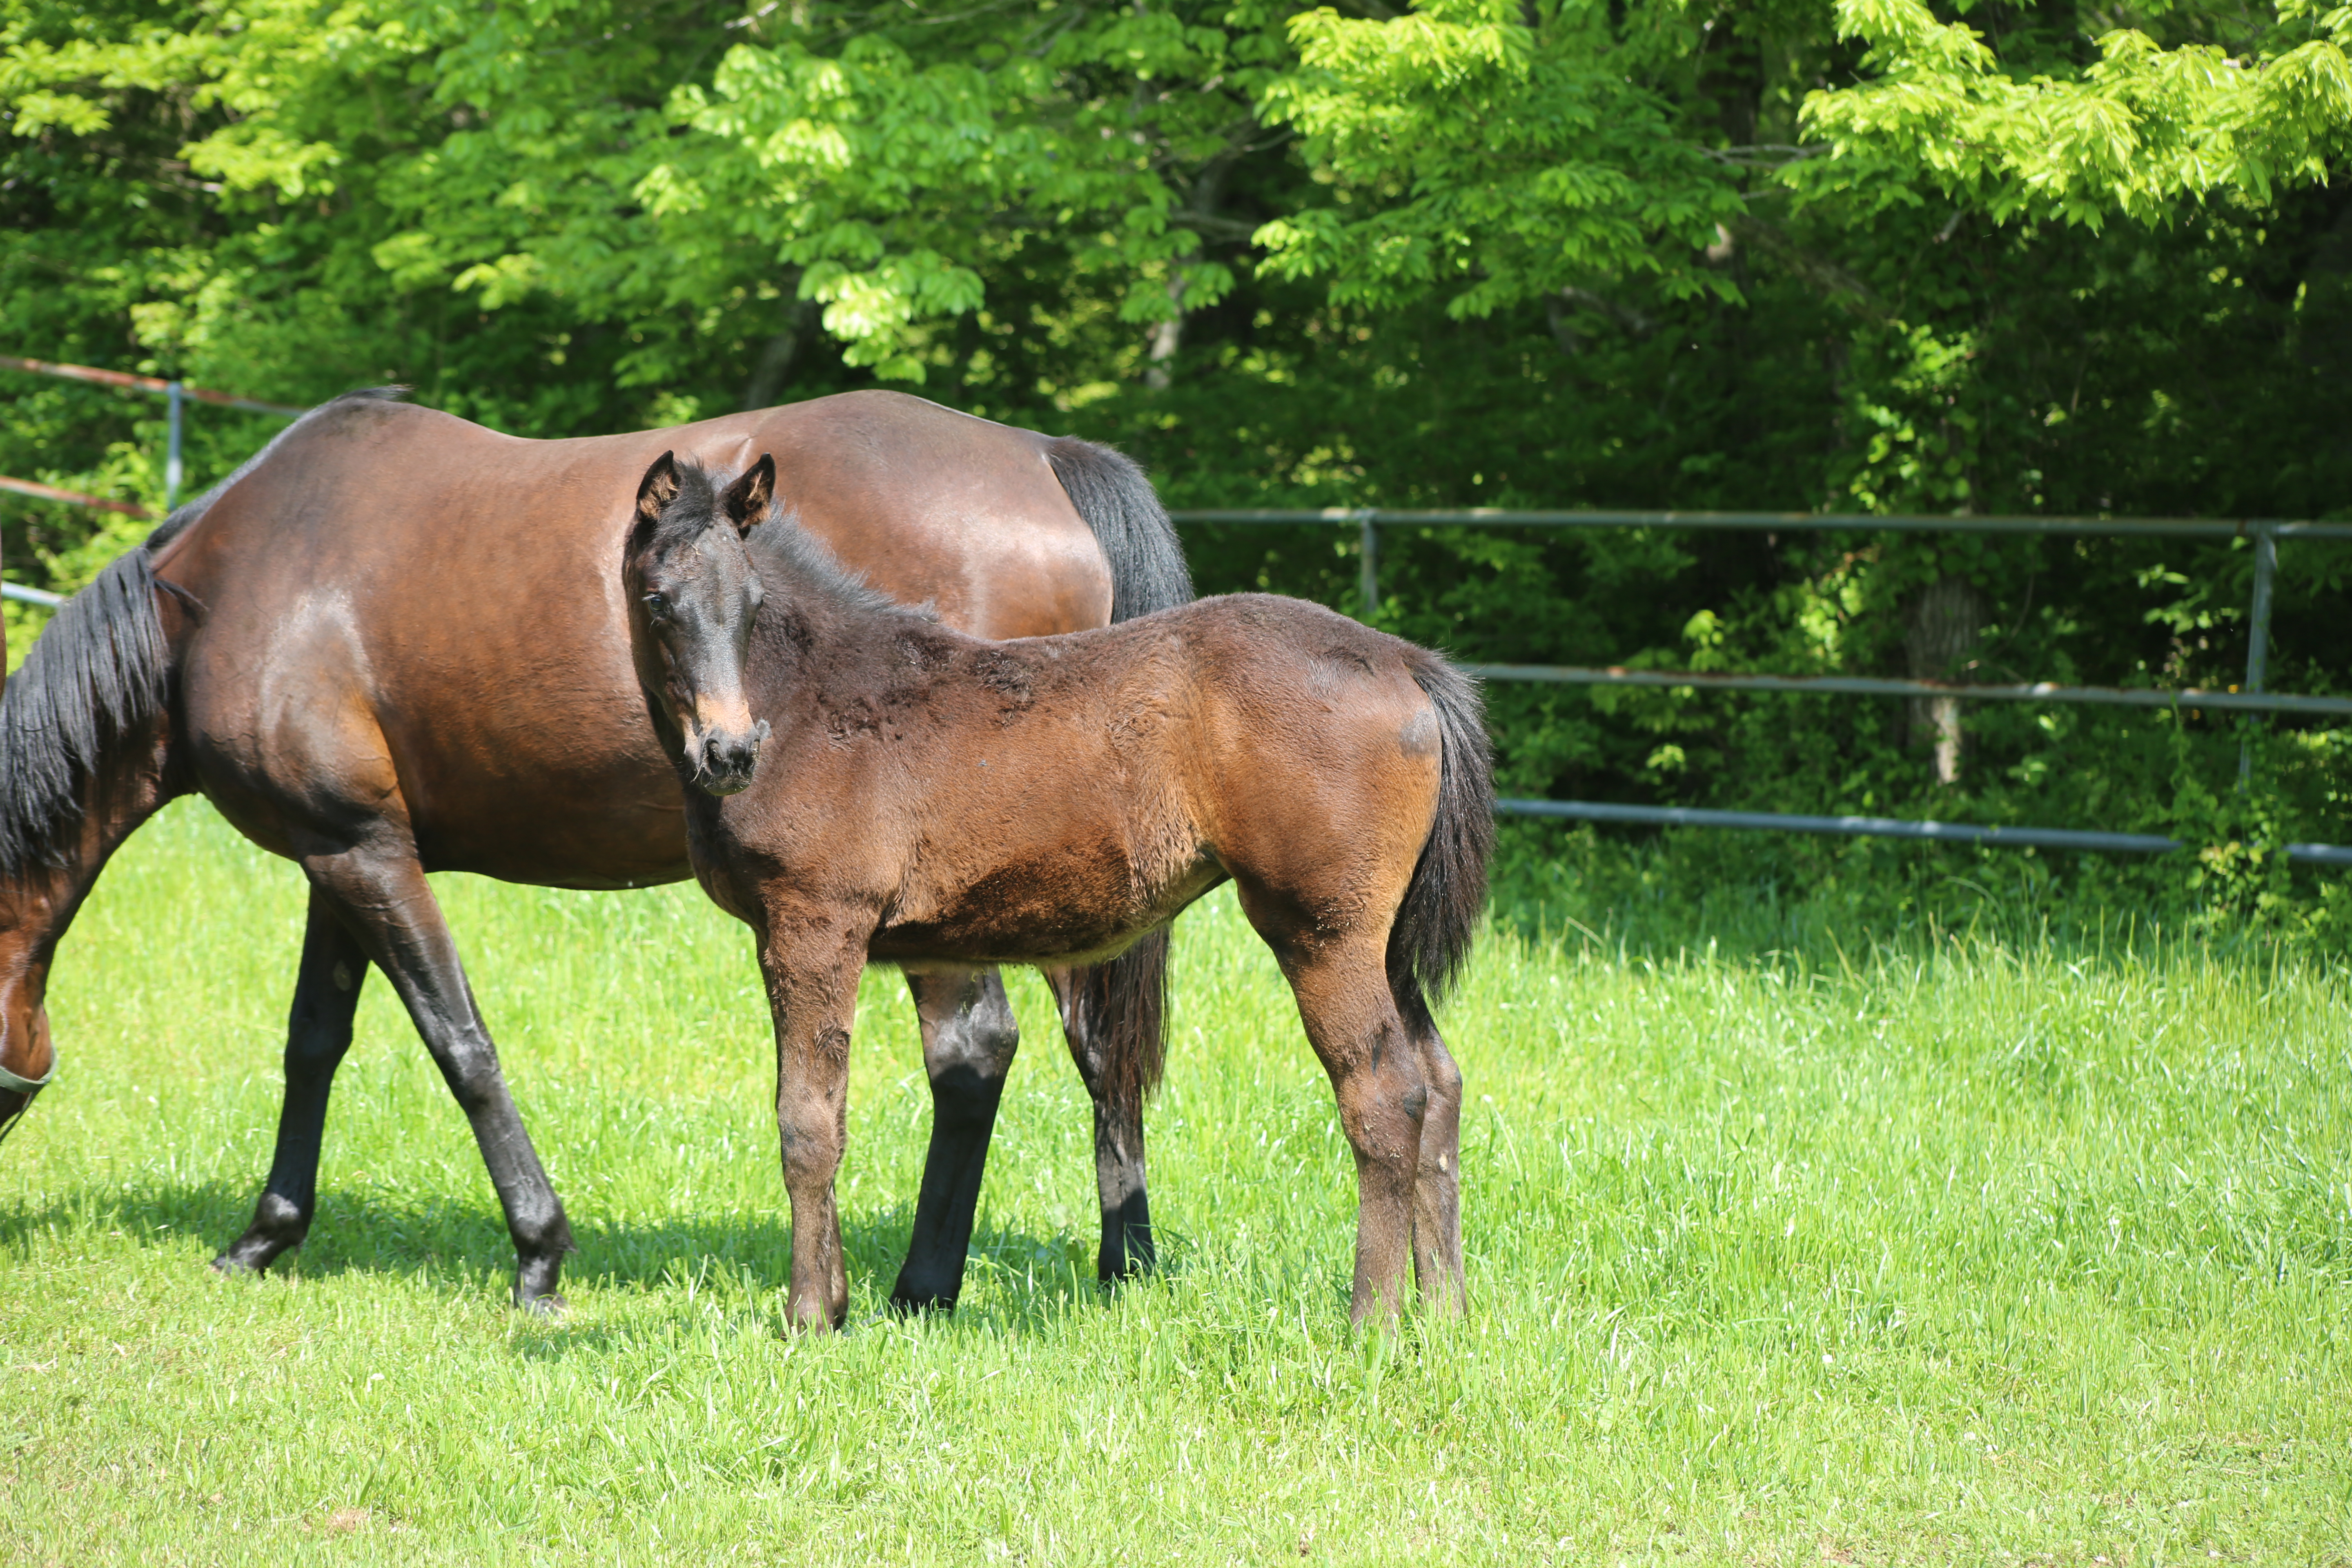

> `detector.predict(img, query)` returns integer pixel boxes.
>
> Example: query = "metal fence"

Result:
[0,354,303,513]
[1,355,307,607]
[1169,507,2352,868]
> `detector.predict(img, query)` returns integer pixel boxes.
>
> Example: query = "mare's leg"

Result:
[1407,1022,1467,1313]
[214,889,371,1274]
[759,910,869,1332]
[1045,964,1155,1284]
[890,967,1021,1312]
[1263,936,1428,1326]
[302,846,575,1311]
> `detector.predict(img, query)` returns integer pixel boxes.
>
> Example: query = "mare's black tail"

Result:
[1045,437,1189,1105]
[1389,653,1496,1034]
[0,546,173,880]
[1045,437,1193,624]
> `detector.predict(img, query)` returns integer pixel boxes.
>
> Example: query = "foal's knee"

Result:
[1425,1043,1463,1108]
[776,1081,848,1189]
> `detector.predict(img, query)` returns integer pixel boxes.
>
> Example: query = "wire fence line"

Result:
[1466,664,2352,718]
[2,353,303,522]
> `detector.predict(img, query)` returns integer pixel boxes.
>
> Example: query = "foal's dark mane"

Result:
[0,387,408,878]
[664,458,930,624]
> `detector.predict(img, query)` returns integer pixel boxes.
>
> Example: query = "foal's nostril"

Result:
[695,728,763,794]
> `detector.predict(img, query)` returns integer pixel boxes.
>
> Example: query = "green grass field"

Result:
[3,800,2349,1564]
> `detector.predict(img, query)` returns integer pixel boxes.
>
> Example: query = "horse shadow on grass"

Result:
[0,1178,1143,1339]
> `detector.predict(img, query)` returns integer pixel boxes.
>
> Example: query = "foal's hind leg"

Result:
[1276,944,1429,1326]
[298,846,575,1312]
[1406,1021,1467,1313]
[1045,964,1154,1283]
[215,889,370,1276]
[890,967,1021,1312]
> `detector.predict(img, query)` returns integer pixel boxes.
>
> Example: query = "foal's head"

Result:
[624,452,772,796]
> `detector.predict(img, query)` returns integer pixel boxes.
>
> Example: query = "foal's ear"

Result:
[719,454,776,538]
[634,451,682,532]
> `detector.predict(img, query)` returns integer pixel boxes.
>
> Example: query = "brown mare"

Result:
[0,390,1189,1312]
[625,454,1494,1327]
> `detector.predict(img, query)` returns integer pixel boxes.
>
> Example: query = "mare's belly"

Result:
[403,741,692,889]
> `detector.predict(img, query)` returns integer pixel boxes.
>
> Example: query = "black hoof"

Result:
[886,1290,957,1317]
[212,1234,291,1276]
[514,1290,568,1321]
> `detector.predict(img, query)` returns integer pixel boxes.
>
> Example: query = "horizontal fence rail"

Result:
[0,355,307,417]
[1170,506,2352,540]
[1468,664,2352,717]
[0,473,154,520]
[2,351,305,523]
[1497,800,2352,868]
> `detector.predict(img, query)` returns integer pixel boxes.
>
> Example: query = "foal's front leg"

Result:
[758,913,871,1332]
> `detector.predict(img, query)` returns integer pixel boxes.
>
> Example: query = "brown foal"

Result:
[625,453,1494,1327]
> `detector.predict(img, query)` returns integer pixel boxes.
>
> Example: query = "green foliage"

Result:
[1255,0,1744,317]
[1804,0,2352,225]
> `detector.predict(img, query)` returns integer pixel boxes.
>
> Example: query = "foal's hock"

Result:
[624,453,1495,1327]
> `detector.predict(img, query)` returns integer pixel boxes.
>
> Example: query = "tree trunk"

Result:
[1903,575,1985,786]
[1144,271,1186,390]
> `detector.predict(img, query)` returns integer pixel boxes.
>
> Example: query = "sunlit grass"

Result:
[3,800,2349,1564]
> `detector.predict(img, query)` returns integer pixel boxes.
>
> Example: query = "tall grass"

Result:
[2,800,2348,1564]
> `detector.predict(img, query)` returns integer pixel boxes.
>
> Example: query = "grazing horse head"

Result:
[624,451,773,796]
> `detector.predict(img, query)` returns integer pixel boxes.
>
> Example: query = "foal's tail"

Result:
[1046,436,1189,1105]
[1389,653,1496,1035]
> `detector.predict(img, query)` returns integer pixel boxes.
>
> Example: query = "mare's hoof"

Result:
[514,1291,569,1321]
[210,1250,269,1278]
[885,1290,956,1317]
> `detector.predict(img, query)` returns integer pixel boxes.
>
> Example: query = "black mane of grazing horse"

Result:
[0,548,169,879]
[0,389,408,879]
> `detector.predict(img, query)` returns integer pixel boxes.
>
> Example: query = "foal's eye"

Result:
[643,592,670,618]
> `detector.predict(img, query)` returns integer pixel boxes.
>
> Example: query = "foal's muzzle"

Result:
[694,719,770,796]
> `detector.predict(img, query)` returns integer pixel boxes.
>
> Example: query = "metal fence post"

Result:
[163,380,185,513]
[1357,508,1379,621]
[2240,521,2277,787]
